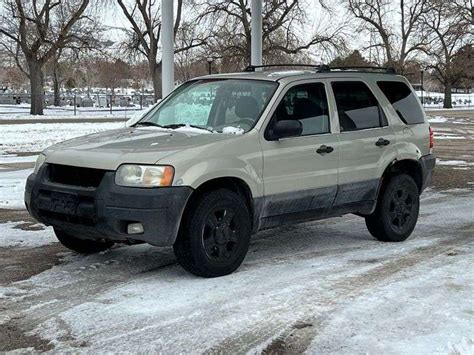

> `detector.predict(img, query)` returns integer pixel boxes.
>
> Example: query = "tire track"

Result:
[207,229,473,354]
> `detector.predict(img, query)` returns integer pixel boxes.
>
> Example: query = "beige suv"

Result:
[25,65,435,277]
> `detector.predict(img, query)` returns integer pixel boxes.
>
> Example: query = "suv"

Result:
[25,65,435,277]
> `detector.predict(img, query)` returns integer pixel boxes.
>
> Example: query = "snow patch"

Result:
[0,122,124,153]
[437,159,473,167]
[0,168,32,209]
[428,116,448,123]
[0,221,56,248]
[0,154,38,164]
[222,126,244,135]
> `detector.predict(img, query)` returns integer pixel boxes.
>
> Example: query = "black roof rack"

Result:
[243,64,396,74]
[243,64,329,72]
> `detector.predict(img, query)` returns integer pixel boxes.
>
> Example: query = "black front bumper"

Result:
[420,153,436,191]
[25,164,193,246]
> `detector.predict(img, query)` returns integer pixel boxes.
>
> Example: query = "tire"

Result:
[54,228,114,254]
[365,174,420,242]
[173,189,252,277]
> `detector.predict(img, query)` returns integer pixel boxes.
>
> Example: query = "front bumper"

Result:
[419,153,436,191]
[25,164,193,246]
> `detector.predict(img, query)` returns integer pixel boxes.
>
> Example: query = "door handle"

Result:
[375,138,390,147]
[316,145,334,154]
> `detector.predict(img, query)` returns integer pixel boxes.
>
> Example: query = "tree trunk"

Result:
[27,59,45,115]
[443,81,453,109]
[53,67,61,107]
[150,61,162,101]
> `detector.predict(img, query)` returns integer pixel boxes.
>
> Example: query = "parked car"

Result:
[25,65,435,277]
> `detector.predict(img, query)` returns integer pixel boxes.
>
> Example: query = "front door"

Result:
[259,81,339,225]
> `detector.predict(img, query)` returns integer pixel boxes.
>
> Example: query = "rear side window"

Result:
[377,81,424,124]
[331,81,387,132]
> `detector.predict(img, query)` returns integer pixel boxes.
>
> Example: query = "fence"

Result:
[0,93,157,118]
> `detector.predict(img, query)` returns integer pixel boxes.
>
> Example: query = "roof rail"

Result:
[243,64,396,74]
[243,64,328,72]
[329,66,397,74]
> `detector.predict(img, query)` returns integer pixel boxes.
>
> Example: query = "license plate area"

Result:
[38,191,78,215]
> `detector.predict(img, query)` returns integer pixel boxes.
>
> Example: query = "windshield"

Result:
[137,79,278,133]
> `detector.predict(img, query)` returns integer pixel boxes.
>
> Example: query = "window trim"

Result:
[331,80,388,133]
[263,81,332,141]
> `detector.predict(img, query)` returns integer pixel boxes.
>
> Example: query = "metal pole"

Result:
[73,95,76,116]
[110,94,113,115]
[420,70,424,107]
[251,0,262,67]
[162,0,174,97]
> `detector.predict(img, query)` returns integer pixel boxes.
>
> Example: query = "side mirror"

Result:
[270,120,302,140]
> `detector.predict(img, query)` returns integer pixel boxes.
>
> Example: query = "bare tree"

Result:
[198,0,347,70]
[422,0,472,108]
[0,0,98,115]
[117,0,207,100]
[346,0,429,70]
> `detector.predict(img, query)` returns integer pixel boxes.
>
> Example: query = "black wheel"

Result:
[365,174,420,242]
[173,189,252,277]
[54,228,114,254]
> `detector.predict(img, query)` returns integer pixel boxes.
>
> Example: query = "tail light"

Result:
[429,126,434,149]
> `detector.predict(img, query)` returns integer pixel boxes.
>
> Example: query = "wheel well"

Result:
[382,159,423,192]
[182,177,254,223]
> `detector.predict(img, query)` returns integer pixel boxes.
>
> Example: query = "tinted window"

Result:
[270,83,330,136]
[332,81,386,132]
[377,81,424,124]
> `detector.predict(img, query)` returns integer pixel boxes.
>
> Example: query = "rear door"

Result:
[259,80,339,222]
[330,80,397,208]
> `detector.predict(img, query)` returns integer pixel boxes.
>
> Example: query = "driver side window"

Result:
[270,82,330,137]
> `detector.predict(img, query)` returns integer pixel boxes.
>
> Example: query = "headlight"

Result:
[115,165,174,187]
[33,154,46,174]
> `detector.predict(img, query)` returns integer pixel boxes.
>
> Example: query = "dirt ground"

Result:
[0,110,472,353]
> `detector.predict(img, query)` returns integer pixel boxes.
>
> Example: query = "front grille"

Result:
[47,164,107,188]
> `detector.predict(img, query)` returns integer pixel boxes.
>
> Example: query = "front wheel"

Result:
[365,174,420,242]
[54,228,114,254]
[173,189,252,277]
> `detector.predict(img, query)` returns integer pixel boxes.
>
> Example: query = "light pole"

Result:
[207,57,213,75]
[420,69,424,107]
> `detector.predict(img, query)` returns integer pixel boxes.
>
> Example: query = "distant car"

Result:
[25,65,435,277]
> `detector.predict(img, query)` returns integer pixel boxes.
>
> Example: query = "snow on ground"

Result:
[0,122,124,153]
[0,104,148,119]
[437,159,474,167]
[428,116,448,123]
[0,168,32,209]
[0,190,472,352]
[0,154,38,164]
[306,251,474,354]
[0,222,55,248]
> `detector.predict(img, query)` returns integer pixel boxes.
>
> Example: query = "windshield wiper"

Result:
[134,121,164,128]
[161,123,215,133]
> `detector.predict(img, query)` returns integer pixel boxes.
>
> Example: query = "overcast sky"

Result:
[100,0,364,63]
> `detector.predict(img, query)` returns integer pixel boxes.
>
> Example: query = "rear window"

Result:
[377,81,424,124]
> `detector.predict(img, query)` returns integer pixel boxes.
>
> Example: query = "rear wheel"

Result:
[173,189,251,277]
[365,174,420,242]
[54,228,114,254]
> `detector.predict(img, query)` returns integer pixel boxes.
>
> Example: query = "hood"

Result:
[44,127,232,170]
